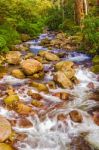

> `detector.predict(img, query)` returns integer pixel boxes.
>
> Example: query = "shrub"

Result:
[82,16,99,53]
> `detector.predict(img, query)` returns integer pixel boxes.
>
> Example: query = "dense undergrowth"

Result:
[0,0,98,54]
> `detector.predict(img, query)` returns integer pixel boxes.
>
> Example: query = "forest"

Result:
[0,0,99,150]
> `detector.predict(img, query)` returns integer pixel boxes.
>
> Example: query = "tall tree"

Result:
[74,0,88,25]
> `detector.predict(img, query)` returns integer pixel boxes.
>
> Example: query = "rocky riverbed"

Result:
[0,32,99,150]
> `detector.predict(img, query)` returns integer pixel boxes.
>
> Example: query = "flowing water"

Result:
[0,33,99,150]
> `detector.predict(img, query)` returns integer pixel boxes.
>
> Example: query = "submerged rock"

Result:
[6,51,21,65]
[93,112,99,126]
[70,136,92,150]
[69,110,83,123]
[0,115,12,142]
[0,143,14,150]
[20,59,43,75]
[54,71,73,88]
[53,92,69,101]
[11,69,25,79]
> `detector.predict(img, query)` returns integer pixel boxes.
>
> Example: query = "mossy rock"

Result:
[91,65,99,74]
[0,143,14,150]
[30,82,49,93]
[92,55,99,65]
[4,94,19,105]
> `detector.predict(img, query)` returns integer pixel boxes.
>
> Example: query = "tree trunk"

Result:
[75,0,87,25]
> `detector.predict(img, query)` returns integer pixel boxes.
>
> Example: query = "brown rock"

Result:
[53,92,69,101]
[69,110,83,123]
[11,69,25,79]
[6,51,21,65]
[31,100,44,108]
[54,71,73,88]
[93,112,99,126]
[0,143,14,150]
[15,103,32,115]
[20,59,43,75]
[55,61,74,71]
[0,115,12,142]
[30,81,49,93]
[28,90,42,100]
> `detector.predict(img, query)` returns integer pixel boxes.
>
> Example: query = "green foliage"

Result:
[82,16,99,53]
[46,7,63,30]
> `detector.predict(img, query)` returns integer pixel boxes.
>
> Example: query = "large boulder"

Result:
[55,61,74,71]
[11,69,25,79]
[54,71,73,88]
[0,115,12,142]
[6,51,21,65]
[20,59,43,75]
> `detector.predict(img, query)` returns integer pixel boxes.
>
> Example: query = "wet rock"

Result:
[6,51,21,65]
[15,102,32,115]
[55,61,74,71]
[93,112,99,126]
[0,143,14,150]
[4,94,19,105]
[31,71,44,79]
[40,38,51,46]
[6,85,15,95]
[64,68,75,79]
[21,34,31,42]
[0,115,12,142]
[89,88,99,101]
[30,81,49,93]
[0,55,5,64]
[20,59,43,75]
[87,82,94,89]
[39,51,60,61]
[0,66,7,79]
[70,136,92,150]
[47,81,56,89]
[92,55,99,65]
[53,92,69,101]
[54,71,73,88]
[11,44,29,51]
[11,69,25,79]
[28,90,42,100]
[31,100,44,108]
[44,52,60,61]
[91,65,99,74]
[24,52,34,59]
[57,113,67,121]
[69,110,83,123]
[17,118,33,128]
